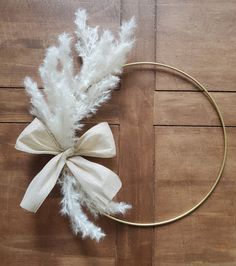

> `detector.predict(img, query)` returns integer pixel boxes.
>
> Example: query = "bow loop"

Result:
[74,122,116,158]
[15,118,122,213]
[15,118,61,155]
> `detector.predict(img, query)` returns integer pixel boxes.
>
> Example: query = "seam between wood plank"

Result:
[152,1,158,265]
[0,122,121,126]
[154,125,236,128]
[1,87,236,93]
[115,2,122,265]
[1,122,235,128]
[155,89,236,93]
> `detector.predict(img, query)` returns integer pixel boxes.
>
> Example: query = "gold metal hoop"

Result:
[104,61,228,227]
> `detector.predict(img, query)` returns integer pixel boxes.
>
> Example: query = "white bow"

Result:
[15,118,121,213]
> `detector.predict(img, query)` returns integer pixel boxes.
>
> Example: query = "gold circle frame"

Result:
[104,62,228,226]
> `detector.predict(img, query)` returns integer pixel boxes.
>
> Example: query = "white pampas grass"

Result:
[24,8,135,241]
[59,173,105,241]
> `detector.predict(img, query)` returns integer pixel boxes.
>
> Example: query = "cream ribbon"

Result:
[15,118,121,213]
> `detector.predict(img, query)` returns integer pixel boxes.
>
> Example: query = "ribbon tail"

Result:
[66,156,122,210]
[20,154,65,213]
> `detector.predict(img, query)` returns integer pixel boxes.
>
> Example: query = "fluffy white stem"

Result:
[59,173,105,241]
[24,8,135,241]
[73,181,132,218]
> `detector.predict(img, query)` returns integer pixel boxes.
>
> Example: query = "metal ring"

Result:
[104,61,228,226]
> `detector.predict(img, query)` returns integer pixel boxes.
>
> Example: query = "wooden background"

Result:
[1,0,236,265]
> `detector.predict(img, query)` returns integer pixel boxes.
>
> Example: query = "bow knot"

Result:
[15,118,122,213]
[63,147,75,159]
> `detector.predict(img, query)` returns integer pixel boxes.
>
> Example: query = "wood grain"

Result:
[3,88,236,126]
[0,0,120,87]
[0,88,120,123]
[116,0,156,265]
[1,0,236,265]
[156,0,236,92]
[154,91,236,126]
[0,1,121,265]
[154,127,236,265]
[154,126,225,220]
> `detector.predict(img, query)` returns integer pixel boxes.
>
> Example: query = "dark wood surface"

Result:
[1,1,236,265]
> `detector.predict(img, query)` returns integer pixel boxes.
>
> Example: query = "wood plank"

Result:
[156,0,236,91]
[2,89,236,127]
[154,91,236,126]
[0,123,119,263]
[154,126,236,265]
[0,88,120,123]
[116,0,156,265]
[0,0,120,87]
[0,3,122,265]
[1,249,115,266]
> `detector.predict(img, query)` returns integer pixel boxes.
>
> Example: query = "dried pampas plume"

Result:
[24,9,135,241]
